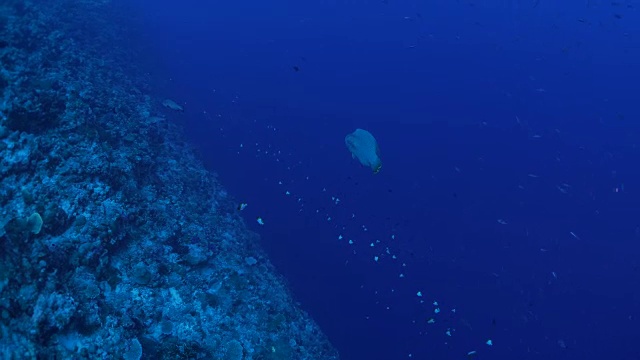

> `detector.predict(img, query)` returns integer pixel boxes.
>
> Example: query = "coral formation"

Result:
[0,1,339,359]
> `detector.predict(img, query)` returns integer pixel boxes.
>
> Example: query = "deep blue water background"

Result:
[131,0,640,358]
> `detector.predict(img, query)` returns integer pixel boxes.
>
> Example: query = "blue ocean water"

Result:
[137,0,640,359]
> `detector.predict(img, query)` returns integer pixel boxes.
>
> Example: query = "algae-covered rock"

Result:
[345,128,382,174]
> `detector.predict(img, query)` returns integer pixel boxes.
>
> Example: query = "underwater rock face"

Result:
[345,128,382,174]
[0,3,339,359]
